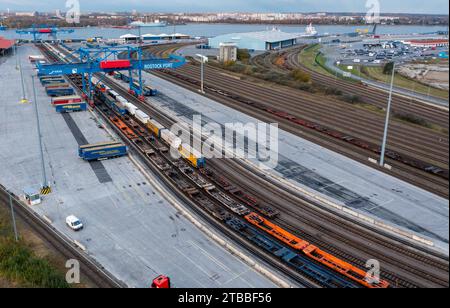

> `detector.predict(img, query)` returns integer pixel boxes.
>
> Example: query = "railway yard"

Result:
[0,36,448,289]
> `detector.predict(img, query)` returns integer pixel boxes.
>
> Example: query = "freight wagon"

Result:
[46,87,75,97]
[55,102,87,113]
[131,81,157,96]
[78,141,128,161]
[51,95,83,105]
[179,143,206,168]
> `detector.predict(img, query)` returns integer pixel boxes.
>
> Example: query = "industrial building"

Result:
[0,37,15,56]
[120,33,190,43]
[219,42,237,62]
[209,29,300,51]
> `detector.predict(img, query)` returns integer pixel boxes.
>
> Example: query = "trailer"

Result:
[47,87,75,97]
[55,102,87,113]
[41,79,66,86]
[51,95,83,105]
[45,83,70,89]
[78,141,128,161]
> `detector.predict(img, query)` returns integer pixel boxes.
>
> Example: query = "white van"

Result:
[66,215,83,231]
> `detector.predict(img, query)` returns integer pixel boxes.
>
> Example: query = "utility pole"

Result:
[380,62,395,168]
[9,192,19,242]
[31,75,51,195]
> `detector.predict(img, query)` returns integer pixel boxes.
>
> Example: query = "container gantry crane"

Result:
[16,24,75,42]
[36,44,186,104]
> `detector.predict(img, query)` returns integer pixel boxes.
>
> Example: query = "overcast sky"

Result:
[0,0,448,14]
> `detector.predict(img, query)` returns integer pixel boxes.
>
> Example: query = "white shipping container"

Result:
[126,103,138,116]
[135,110,150,124]
[161,129,182,149]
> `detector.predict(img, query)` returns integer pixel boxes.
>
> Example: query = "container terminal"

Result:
[0,19,448,290]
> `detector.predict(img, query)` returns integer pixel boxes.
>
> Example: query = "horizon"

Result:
[0,0,449,15]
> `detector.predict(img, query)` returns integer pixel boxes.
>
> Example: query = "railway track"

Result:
[0,185,124,288]
[45,43,449,288]
[270,45,449,128]
[144,44,449,198]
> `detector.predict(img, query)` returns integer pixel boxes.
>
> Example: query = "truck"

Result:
[55,102,87,113]
[78,141,128,161]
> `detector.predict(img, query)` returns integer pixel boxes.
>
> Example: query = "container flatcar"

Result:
[161,129,182,150]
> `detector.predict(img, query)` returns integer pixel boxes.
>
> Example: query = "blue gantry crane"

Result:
[16,24,75,41]
[37,45,186,103]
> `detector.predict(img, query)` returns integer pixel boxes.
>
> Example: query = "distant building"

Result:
[209,29,300,51]
[219,43,237,63]
[404,39,449,48]
[15,11,37,17]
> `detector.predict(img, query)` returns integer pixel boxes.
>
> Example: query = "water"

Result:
[1,23,448,40]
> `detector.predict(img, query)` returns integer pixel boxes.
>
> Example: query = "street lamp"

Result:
[17,44,28,104]
[379,62,395,168]
[32,75,51,195]
[196,54,208,94]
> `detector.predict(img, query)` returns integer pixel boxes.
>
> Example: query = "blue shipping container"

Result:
[55,102,87,113]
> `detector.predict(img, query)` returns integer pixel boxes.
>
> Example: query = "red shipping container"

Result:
[39,29,52,33]
[100,60,131,69]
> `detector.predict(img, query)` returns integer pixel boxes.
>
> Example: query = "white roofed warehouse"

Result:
[209,29,300,51]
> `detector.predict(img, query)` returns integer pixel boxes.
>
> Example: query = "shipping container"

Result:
[161,129,182,149]
[113,102,127,116]
[125,103,138,116]
[179,143,206,168]
[135,110,150,125]
[100,60,131,69]
[79,142,128,161]
[55,102,87,113]
[51,95,83,105]
[147,119,165,137]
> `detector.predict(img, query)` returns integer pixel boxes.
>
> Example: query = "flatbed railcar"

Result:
[78,141,128,161]
[179,143,206,168]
